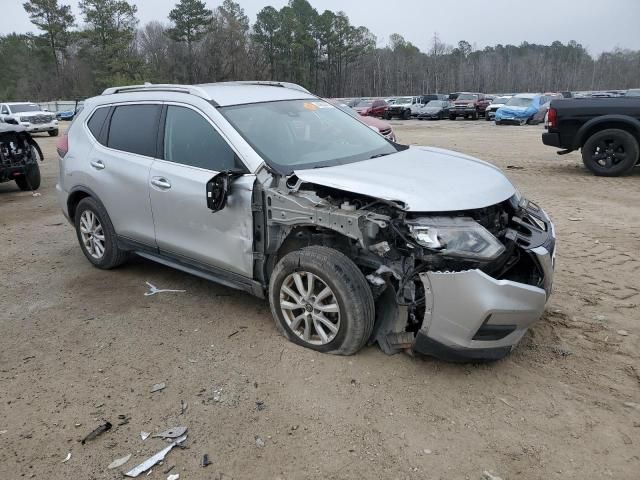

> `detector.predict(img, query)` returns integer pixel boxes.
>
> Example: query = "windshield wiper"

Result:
[369,153,391,159]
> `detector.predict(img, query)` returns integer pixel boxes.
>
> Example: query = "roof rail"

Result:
[101,83,213,100]
[205,81,311,94]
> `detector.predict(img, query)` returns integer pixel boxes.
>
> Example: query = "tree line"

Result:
[1,0,639,102]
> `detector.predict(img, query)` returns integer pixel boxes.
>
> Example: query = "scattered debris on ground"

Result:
[61,452,71,463]
[81,421,112,444]
[151,383,166,393]
[144,282,186,296]
[107,454,132,470]
[153,427,187,439]
[124,435,187,477]
[140,431,150,441]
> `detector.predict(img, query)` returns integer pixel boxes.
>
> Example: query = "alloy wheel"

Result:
[592,138,628,169]
[279,271,341,345]
[79,210,105,259]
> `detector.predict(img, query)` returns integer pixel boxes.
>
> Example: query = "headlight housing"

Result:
[467,103,475,107]
[407,217,505,261]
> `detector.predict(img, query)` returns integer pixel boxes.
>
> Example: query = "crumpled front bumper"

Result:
[413,211,556,362]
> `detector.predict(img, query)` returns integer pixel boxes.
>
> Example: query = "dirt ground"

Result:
[1,119,639,480]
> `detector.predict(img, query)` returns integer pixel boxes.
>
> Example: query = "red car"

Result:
[330,101,397,142]
[353,99,389,118]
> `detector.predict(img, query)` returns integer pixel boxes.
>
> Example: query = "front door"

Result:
[149,104,255,277]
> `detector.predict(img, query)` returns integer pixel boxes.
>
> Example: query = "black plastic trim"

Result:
[413,332,512,363]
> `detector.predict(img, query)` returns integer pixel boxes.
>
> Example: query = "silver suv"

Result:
[57,82,556,362]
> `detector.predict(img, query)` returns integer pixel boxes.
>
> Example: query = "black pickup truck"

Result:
[542,98,640,176]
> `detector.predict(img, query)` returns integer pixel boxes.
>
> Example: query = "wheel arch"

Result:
[576,116,640,149]
[67,186,105,222]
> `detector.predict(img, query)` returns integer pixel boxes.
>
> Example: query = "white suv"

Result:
[56,82,555,362]
[0,102,59,136]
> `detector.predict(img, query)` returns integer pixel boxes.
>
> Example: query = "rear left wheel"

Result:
[269,246,375,356]
[581,128,639,176]
[74,197,129,269]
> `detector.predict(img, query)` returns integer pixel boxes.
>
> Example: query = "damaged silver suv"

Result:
[57,82,555,362]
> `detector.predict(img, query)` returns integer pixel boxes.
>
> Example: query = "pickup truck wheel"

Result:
[74,197,129,269]
[383,112,391,120]
[402,110,410,120]
[449,114,456,121]
[48,129,59,137]
[582,129,639,176]
[269,246,375,356]
[471,111,479,120]
[15,162,41,191]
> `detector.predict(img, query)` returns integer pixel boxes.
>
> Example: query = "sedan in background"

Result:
[417,100,451,120]
[353,99,389,118]
[485,95,512,121]
[495,94,542,125]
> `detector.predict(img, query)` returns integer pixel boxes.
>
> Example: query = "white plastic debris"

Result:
[124,435,187,477]
[62,452,71,463]
[32,192,41,197]
[151,383,166,393]
[144,282,185,296]
[108,454,132,470]
[167,475,180,480]
[140,431,150,441]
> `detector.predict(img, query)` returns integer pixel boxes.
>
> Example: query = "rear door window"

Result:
[162,105,243,172]
[107,104,161,157]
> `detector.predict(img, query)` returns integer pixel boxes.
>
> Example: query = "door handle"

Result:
[151,177,171,189]
[90,160,105,170]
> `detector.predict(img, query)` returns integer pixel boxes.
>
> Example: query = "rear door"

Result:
[149,104,255,277]
[84,103,160,247]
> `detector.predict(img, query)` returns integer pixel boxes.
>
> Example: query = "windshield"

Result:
[394,97,412,104]
[492,96,510,104]
[506,97,534,107]
[426,100,444,107]
[457,94,478,101]
[221,99,399,174]
[335,104,359,118]
[354,100,373,108]
[10,103,40,113]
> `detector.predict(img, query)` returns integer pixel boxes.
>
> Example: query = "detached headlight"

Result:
[407,217,505,261]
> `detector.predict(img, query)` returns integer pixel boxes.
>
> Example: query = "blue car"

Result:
[495,94,542,125]
[56,110,76,121]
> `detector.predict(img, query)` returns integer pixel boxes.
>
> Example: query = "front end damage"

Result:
[260,175,555,362]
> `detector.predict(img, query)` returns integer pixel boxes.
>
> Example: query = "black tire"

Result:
[15,162,41,191]
[581,129,639,177]
[402,109,410,120]
[269,246,375,356]
[471,111,479,120]
[485,113,492,121]
[383,112,391,120]
[449,115,456,121]
[48,129,59,137]
[74,197,129,269]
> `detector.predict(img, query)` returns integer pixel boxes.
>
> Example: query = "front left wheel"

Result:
[269,246,375,356]
[48,129,59,137]
[74,197,129,269]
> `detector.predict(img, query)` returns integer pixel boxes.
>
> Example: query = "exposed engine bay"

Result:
[260,174,555,356]
[0,124,43,184]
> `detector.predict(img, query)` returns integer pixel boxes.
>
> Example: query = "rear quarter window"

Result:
[107,104,161,157]
[86,107,109,143]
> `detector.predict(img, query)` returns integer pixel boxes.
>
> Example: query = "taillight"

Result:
[547,107,557,129]
[56,134,68,157]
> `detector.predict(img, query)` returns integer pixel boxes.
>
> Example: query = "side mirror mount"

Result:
[206,171,242,212]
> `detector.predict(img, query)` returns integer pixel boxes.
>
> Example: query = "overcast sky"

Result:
[2,0,639,55]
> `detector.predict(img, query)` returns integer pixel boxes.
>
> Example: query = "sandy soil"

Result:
[1,120,639,480]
